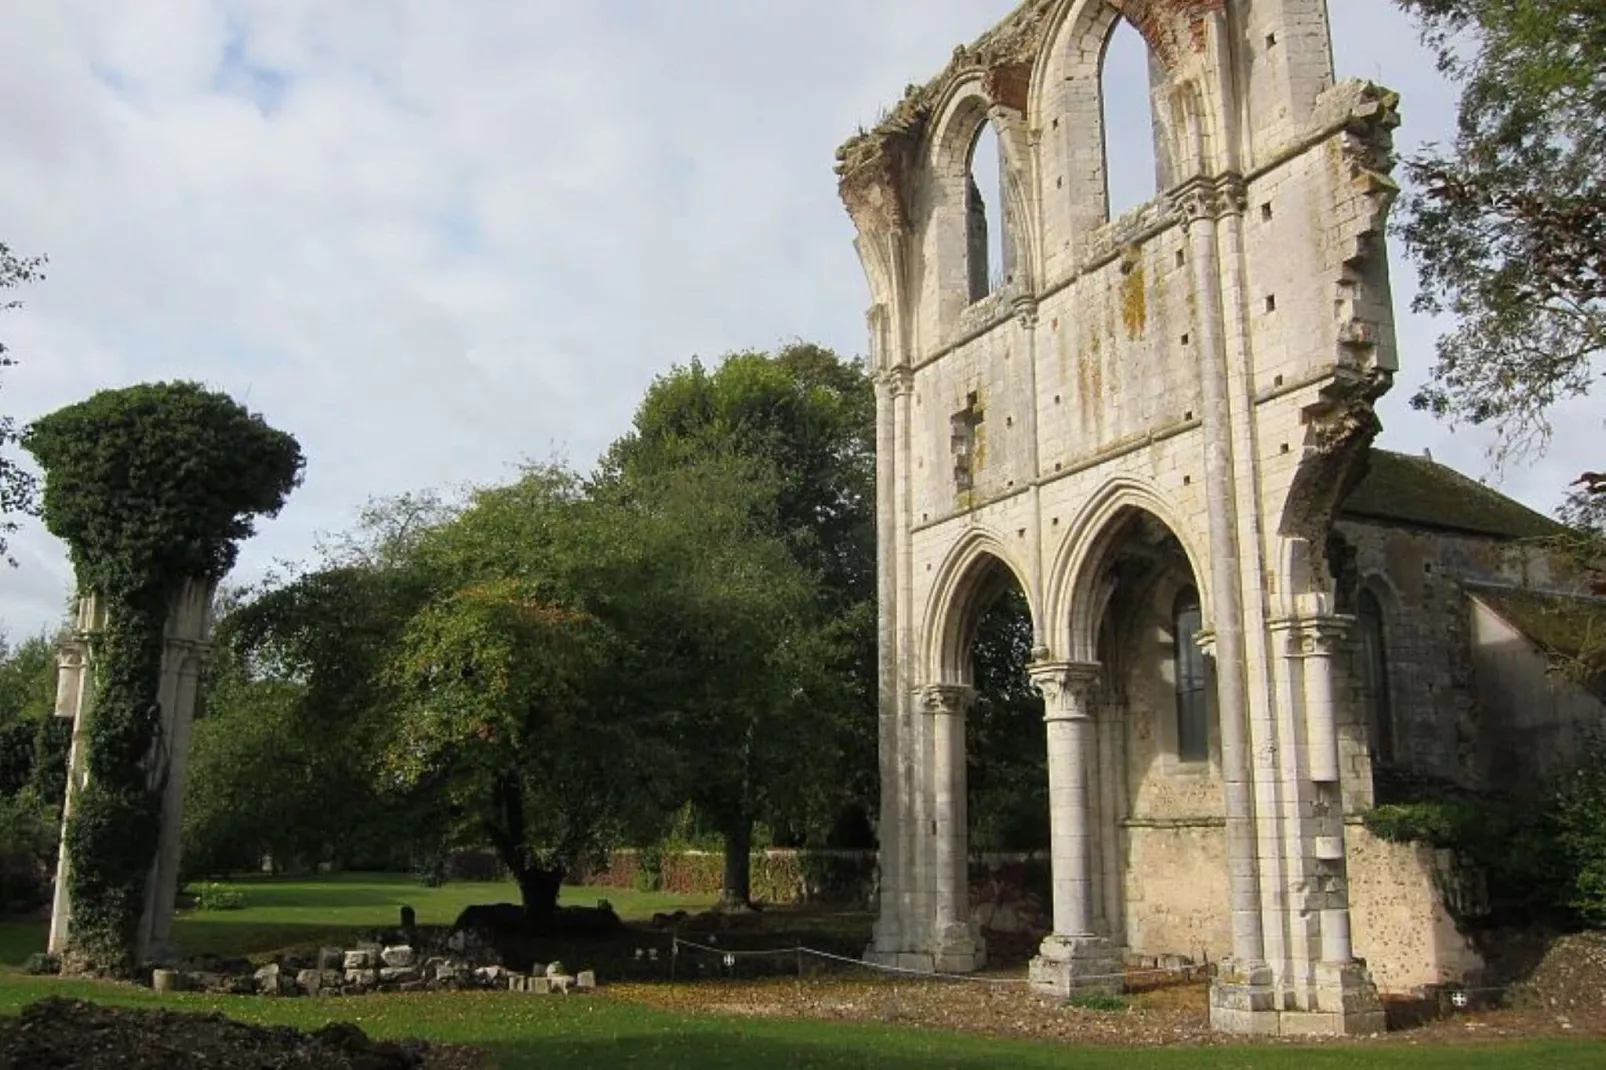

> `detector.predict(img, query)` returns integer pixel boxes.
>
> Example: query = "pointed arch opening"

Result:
[1100,17,1161,220]
[966,121,1013,302]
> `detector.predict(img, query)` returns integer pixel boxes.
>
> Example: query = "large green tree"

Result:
[0,243,45,563]
[600,344,877,905]
[1397,0,1605,459]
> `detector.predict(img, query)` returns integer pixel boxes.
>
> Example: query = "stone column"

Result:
[1027,661,1121,995]
[918,683,983,971]
[46,597,100,956]
[867,361,903,960]
[1174,179,1274,1030]
[1287,611,1385,1032]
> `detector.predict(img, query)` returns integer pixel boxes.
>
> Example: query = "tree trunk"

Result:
[483,772,563,923]
[719,813,754,910]
[514,864,564,920]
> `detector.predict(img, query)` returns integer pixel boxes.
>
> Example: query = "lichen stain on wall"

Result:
[1121,261,1148,340]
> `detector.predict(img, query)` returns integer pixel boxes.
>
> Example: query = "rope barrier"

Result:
[669,936,1204,988]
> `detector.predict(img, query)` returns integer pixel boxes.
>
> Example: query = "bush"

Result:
[21,952,60,976]
[1549,729,1606,926]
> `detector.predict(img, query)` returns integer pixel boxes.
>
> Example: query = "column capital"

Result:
[876,365,914,399]
[1027,660,1101,722]
[1269,615,1354,658]
[916,683,975,717]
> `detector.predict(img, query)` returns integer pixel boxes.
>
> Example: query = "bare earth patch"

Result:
[610,961,1606,1049]
[0,997,487,1070]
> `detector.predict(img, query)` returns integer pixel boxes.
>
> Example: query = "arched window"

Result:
[967,122,1009,302]
[1173,587,1208,762]
[1100,17,1160,220]
[1357,588,1394,765]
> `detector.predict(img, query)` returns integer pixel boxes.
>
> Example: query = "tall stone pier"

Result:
[48,578,216,965]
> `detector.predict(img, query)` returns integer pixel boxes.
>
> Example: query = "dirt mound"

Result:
[0,998,485,1070]
[1517,931,1606,1020]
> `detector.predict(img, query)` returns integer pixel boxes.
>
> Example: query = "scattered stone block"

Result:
[344,968,378,989]
[317,947,345,972]
[296,968,323,995]
[253,963,283,995]
[343,949,375,970]
[151,969,182,994]
[576,970,596,990]
[548,975,572,994]
[380,945,417,969]
[379,966,422,984]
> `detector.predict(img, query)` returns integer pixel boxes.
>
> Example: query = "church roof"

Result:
[1340,449,1565,540]
[1467,584,1605,663]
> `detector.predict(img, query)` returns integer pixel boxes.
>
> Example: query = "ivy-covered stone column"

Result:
[25,381,302,976]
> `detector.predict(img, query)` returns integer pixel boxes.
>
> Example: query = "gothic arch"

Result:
[925,74,1036,313]
[922,529,1041,685]
[1044,477,1210,661]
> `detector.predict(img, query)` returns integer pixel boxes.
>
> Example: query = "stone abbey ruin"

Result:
[838,0,1602,1036]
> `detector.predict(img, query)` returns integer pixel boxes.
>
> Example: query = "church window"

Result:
[1357,588,1395,764]
[1173,587,1208,762]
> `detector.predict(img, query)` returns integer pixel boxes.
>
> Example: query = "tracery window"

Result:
[1173,587,1208,762]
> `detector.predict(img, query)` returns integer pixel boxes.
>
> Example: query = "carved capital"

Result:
[1194,627,1218,660]
[1269,615,1354,658]
[1012,296,1040,330]
[1027,660,1101,722]
[877,365,914,400]
[917,684,976,717]
[1169,175,1246,231]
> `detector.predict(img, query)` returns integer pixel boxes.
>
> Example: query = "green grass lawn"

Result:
[0,975,1600,1070]
[1,872,712,967]
[1,873,1601,1068]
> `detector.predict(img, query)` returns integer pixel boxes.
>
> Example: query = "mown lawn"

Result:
[1,975,1601,1070]
[1,873,1602,1068]
[0,872,712,966]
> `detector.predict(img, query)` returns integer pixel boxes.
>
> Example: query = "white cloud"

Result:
[0,0,1594,638]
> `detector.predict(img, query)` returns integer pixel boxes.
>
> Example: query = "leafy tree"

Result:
[24,381,302,975]
[0,243,45,563]
[600,343,877,904]
[967,586,1048,851]
[601,454,855,907]
[385,465,671,918]
[1396,0,1606,459]
[0,635,68,909]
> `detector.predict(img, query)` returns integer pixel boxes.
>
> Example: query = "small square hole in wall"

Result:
[922,513,929,523]
[1265,294,1277,313]
[1052,516,1060,526]
[1181,332,1190,346]
[1183,474,1192,486]
[1175,249,1185,267]
[1054,394,1062,405]
[1424,562,1434,574]
[1051,317,1059,330]
[1185,410,1194,421]
[1057,176,1064,189]
[1017,528,1027,539]
[1261,203,1273,221]
[1054,461,1063,471]
[927,563,932,571]
[1006,416,1014,427]
[1266,31,1278,48]
[1280,442,1290,454]
[1053,117,1060,130]
[1274,374,1284,387]
[1007,480,1015,488]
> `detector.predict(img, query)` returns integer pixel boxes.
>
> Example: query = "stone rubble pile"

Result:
[153,931,596,998]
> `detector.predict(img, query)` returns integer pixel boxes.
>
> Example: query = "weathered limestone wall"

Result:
[1337,518,1567,792]
[1345,824,1483,992]
[1123,822,1232,961]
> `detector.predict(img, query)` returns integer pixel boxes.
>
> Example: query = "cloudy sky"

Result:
[0,0,1596,638]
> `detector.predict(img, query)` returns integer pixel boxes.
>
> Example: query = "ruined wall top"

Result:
[834,0,1227,230]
